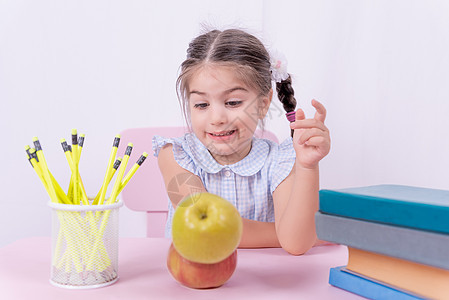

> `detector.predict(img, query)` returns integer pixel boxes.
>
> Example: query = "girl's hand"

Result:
[290,99,330,169]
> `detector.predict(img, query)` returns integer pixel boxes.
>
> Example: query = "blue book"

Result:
[319,184,449,234]
[315,212,449,270]
[329,266,423,300]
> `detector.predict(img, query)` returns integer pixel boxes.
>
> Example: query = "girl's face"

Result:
[188,65,272,165]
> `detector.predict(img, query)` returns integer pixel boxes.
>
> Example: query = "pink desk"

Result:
[0,237,361,299]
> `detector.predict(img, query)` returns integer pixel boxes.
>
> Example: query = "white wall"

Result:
[1,0,448,247]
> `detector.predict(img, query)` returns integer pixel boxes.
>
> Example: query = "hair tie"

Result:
[286,111,296,122]
[269,49,289,83]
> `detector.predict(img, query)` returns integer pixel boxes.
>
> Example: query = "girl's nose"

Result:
[210,105,228,125]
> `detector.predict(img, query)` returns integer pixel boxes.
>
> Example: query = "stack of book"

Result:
[315,184,449,300]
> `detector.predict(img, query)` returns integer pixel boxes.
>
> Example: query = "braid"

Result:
[276,75,297,137]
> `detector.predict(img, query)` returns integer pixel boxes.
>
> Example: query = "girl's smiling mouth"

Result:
[208,130,237,140]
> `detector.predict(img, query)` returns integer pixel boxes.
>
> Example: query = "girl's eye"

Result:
[226,100,242,107]
[193,103,209,109]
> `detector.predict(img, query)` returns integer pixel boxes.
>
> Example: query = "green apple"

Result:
[172,192,243,264]
[167,243,237,289]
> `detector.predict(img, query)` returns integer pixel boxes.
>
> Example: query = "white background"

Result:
[1,0,448,247]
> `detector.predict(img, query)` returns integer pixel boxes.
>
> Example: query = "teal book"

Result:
[315,212,449,270]
[329,266,423,300]
[319,184,449,234]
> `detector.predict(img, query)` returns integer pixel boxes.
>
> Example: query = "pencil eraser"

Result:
[113,158,122,169]
[137,153,148,165]
[78,135,85,147]
[113,136,121,147]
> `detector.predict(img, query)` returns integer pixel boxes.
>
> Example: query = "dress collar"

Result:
[186,133,269,176]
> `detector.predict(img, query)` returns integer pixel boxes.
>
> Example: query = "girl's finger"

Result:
[303,136,330,150]
[298,128,327,145]
[295,108,306,121]
[312,99,327,123]
[290,119,328,131]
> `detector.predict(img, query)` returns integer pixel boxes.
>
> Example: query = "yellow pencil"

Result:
[87,144,132,270]
[70,129,80,204]
[97,135,121,206]
[33,137,58,203]
[118,152,148,194]
[78,133,85,161]
[25,145,34,167]
[27,150,48,192]
[28,147,71,204]
[92,157,122,205]
[60,139,74,168]
[71,129,79,162]
[61,137,88,205]
[107,143,133,205]
[61,139,75,201]
[64,135,101,267]
[61,139,76,201]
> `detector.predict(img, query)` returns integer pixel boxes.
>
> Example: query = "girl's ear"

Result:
[259,89,273,119]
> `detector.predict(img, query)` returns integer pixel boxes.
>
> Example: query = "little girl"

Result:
[153,28,330,255]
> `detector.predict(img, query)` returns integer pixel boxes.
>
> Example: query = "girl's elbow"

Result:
[280,236,315,256]
[283,244,311,256]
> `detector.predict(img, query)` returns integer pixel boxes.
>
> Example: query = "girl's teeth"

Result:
[213,130,234,136]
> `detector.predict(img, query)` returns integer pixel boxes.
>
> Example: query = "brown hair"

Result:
[176,29,297,136]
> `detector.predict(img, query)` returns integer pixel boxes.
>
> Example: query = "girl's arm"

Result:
[158,144,281,248]
[239,219,281,248]
[157,144,207,207]
[273,100,331,255]
[273,163,319,255]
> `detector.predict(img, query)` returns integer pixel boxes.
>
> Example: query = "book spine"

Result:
[346,247,449,299]
[329,267,423,300]
[319,189,449,234]
[316,212,449,270]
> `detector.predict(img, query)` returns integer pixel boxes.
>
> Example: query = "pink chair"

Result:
[118,127,279,237]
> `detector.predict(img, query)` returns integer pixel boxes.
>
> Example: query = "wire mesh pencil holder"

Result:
[48,201,123,289]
